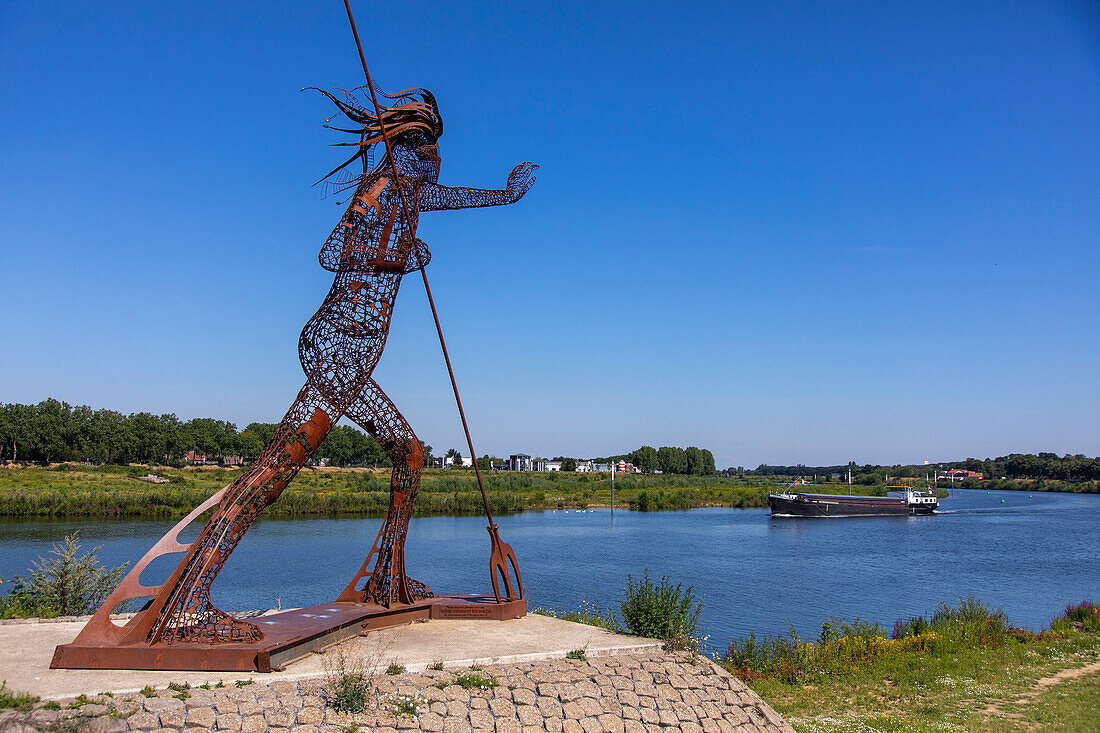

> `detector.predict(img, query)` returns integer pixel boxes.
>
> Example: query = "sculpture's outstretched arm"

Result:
[420,162,537,211]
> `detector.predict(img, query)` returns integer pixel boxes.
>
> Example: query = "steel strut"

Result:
[341,0,523,603]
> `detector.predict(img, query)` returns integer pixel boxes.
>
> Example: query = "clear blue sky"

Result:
[2,1,1098,469]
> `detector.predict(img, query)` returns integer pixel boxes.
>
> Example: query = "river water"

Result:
[1,489,1097,649]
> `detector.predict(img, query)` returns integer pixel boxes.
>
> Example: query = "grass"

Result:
[566,648,587,660]
[0,680,38,711]
[533,595,624,632]
[717,599,1100,733]
[0,463,876,517]
[385,662,405,676]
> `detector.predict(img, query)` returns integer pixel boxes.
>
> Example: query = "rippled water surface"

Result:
[1,488,1097,646]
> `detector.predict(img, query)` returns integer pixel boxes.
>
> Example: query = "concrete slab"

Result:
[0,614,660,700]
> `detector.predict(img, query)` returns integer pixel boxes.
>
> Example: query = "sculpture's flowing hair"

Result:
[308,85,443,197]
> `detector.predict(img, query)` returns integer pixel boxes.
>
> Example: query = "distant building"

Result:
[186,450,208,465]
[509,454,532,472]
[574,460,594,473]
[943,469,983,480]
[616,461,638,474]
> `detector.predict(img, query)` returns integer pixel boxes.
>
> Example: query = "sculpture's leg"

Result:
[337,378,429,607]
[107,382,336,646]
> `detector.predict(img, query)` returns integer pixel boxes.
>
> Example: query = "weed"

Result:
[167,682,189,692]
[234,679,253,688]
[385,662,405,676]
[139,686,156,698]
[214,680,225,689]
[323,647,375,713]
[198,683,210,690]
[67,694,91,709]
[42,701,61,710]
[0,680,38,711]
[620,570,704,647]
[389,693,425,716]
[566,648,587,660]
[453,670,496,690]
[428,660,445,671]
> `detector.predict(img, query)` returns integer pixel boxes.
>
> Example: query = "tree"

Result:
[561,457,577,472]
[33,398,72,464]
[477,455,492,471]
[421,442,434,468]
[631,446,658,473]
[657,446,688,475]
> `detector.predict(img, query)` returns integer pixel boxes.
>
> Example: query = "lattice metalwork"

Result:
[77,85,537,646]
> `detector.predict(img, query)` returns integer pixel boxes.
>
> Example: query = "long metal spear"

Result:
[341,0,522,602]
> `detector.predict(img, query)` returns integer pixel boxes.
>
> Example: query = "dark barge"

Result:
[767,488,937,517]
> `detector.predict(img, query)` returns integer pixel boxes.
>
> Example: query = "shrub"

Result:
[1060,601,1100,632]
[619,570,703,647]
[1,532,129,616]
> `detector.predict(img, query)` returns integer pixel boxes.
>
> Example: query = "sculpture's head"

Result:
[310,85,443,189]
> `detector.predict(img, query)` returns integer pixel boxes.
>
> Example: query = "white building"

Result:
[509,453,532,472]
[574,460,594,473]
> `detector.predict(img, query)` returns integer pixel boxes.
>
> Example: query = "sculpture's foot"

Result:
[405,577,434,601]
[161,605,263,645]
[365,574,434,607]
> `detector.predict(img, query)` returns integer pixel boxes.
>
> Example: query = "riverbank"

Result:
[0,463,895,518]
[716,600,1100,732]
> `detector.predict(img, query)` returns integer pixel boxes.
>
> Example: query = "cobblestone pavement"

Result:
[0,650,793,732]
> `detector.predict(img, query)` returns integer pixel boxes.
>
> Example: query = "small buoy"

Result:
[1001,499,1006,503]
[1029,495,1032,498]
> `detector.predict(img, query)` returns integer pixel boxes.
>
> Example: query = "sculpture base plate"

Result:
[50,594,526,672]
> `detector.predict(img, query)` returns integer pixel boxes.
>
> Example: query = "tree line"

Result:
[0,399,392,468]
[749,453,1100,483]
[590,446,717,475]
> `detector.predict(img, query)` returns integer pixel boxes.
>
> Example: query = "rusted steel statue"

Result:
[66,79,536,648]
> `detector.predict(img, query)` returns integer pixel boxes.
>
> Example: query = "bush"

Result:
[1059,600,1100,632]
[619,570,703,649]
[0,532,129,616]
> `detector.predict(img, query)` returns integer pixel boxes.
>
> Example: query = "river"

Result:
[1,488,1097,649]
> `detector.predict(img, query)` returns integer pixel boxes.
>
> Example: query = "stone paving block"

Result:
[578,697,602,717]
[240,713,266,732]
[84,718,128,733]
[470,708,496,730]
[216,712,243,731]
[598,713,626,733]
[185,705,216,728]
[264,706,295,727]
[443,716,474,733]
[420,711,445,732]
[297,706,325,725]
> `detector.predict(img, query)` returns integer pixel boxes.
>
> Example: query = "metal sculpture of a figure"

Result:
[84,86,536,647]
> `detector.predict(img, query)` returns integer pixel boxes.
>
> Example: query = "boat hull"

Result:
[768,493,936,518]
